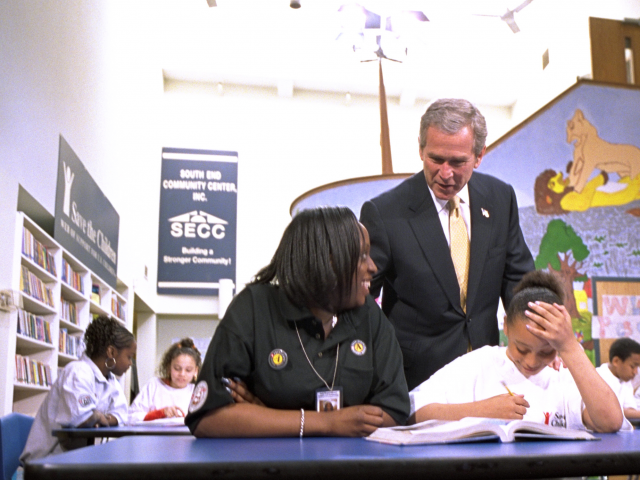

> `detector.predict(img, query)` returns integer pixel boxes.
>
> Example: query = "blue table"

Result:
[25,431,640,480]
[52,425,190,440]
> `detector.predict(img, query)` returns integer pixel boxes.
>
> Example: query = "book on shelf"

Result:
[59,328,82,357]
[111,295,126,321]
[60,297,78,325]
[61,258,84,293]
[16,308,52,344]
[91,284,101,304]
[22,227,57,276]
[365,417,597,445]
[20,265,55,307]
[14,354,53,388]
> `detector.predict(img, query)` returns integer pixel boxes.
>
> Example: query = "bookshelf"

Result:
[0,212,131,416]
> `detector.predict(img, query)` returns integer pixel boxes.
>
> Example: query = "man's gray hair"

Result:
[418,98,487,156]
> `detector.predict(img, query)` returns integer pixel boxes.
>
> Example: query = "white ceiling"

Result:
[157,0,634,107]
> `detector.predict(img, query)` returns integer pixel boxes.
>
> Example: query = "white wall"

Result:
[0,0,164,298]
[0,0,164,399]
[511,0,640,124]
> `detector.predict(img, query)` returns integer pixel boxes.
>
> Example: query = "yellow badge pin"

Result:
[269,349,288,369]
[350,340,366,356]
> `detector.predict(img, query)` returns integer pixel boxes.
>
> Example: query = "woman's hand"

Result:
[162,406,186,418]
[323,405,385,437]
[223,377,265,406]
[524,302,576,354]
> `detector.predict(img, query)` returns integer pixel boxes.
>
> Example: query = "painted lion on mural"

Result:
[566,109,640,193]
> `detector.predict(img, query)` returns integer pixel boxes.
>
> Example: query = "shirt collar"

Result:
[428,183,470,213]
[81,353,111,383]
[274,285,365,331]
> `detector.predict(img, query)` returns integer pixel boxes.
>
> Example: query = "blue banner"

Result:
[54,136,120,289]
[157,147,238,295]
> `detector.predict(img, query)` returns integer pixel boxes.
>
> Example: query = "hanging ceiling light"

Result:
[336,3,428,62]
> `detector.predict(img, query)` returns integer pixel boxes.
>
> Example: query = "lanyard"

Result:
[294,320,339,391]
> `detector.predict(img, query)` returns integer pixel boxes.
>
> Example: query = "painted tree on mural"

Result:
[534,219,589,320]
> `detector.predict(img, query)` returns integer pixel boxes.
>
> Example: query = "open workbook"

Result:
[366,417,597,445]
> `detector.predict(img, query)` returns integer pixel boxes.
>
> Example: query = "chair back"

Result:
[0,413,34,480]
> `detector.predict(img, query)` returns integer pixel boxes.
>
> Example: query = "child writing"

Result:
[21,316,136,462]
[596,337,640,420]
[410,271,628,433]
[129,338,201,423]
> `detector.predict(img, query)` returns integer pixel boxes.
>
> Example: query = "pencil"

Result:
[502,382,515,396]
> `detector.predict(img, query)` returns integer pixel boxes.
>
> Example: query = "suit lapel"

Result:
[406,174,462,314]
[466,176,493,313]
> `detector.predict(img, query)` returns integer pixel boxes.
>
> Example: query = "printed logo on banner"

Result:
[169,210,228,239]
[54,136,120,289]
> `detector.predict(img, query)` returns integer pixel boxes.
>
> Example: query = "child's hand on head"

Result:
[524,302,576,353]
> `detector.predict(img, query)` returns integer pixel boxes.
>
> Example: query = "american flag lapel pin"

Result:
[481,208,489,218]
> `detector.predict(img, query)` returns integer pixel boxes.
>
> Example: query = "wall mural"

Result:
[481,81,640,364]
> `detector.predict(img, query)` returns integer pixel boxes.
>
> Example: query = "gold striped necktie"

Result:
[448,195,469,313]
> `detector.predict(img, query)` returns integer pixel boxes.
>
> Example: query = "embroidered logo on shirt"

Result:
[78,395,92,407]
[188,380,209,413]
[350,340,366,356]
[550,412,567,428]
[269,349,288,370]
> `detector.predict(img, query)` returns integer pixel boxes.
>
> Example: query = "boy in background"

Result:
[596,338,640,420]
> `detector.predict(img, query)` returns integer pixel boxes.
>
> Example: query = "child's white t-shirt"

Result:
[129,376,195,424]
[596,363,637,410]
[410,345,586,430]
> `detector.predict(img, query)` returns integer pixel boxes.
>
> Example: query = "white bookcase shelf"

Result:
[0,212,131,416]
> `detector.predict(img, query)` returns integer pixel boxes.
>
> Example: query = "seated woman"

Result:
[185,206,410,437]
[410,271,628,433]
[129,338,202,423]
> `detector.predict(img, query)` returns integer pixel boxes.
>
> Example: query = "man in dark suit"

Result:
[360,98,534,390]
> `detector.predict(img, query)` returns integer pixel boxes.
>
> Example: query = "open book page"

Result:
[130,416,186,427]
[366,417,596,445]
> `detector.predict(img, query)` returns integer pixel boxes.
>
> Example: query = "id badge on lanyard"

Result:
[316,386,343,412]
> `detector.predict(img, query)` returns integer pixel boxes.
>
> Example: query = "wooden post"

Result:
[379,59,393,174]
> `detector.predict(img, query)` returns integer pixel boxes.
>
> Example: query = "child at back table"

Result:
[129,338,201,423]
[410,271,629,433]
[21,316,136,463]
[596,337,640,421]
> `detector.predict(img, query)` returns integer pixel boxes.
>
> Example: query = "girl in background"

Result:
[129,338,201,423]
[21,316,136,462]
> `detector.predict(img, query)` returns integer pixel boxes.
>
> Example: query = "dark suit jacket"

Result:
[360,171,534,390]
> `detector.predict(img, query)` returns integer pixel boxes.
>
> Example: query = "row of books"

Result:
[15,354,53,388]
[16,308,52,345]
[59,328,82,357]
[60,297,78,325]
[112,296,126,321]
[61,258,84,293]
[20,265,55,307]
[22,227,57,276]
